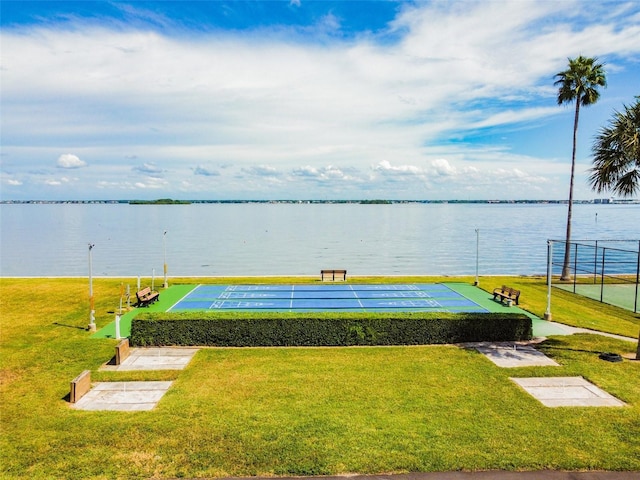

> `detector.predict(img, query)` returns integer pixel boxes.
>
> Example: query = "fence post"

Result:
[635,241,639,314]
[573,242,578,292]
[600,248,606,303]
[544,240,553,321]
[593,240,598,284]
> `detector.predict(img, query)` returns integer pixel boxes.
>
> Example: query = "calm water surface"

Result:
[1,203,638,277]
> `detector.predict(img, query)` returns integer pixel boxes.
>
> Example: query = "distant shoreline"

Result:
[2,198,638,205]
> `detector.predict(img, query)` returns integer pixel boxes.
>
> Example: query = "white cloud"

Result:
[132,178,168,189]
[292,165,354,182]
[193,166,220,177]
[56,154,87,169]
[132,163,164,177]
[431,159,456,177]
[242,165,281,177]
[373,160,423,176]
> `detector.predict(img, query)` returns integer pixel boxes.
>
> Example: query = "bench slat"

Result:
[492,286,520,305]
[321,269,347,281]
[136,287,159,307]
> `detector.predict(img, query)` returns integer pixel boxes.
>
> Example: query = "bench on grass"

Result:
[136,286,159,307]
[70,370,91,403]
[493,285,521,305]
[321,269,347,281]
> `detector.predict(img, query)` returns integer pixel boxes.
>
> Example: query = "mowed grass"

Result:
[1,276,639,479]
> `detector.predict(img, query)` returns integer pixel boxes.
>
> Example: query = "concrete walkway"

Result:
[71,381,174,411]
[542,322,637,343]
[101,347,199,371]
[466,341,628,406]
[74,347,199,411]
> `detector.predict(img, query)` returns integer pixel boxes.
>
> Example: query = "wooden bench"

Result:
[321,269,347,281]
[115,338,130,365]
[70,370,91,403]
[136,286,159,307]
[493,285,521,305]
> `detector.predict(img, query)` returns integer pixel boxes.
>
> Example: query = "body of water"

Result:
[1,203,638,277]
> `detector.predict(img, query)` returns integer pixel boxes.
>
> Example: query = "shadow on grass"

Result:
[52,322,87,331]
[540,337,635,357]
[538,337,603,355]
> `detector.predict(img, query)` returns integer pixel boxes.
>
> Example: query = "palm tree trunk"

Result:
[561,100,581,281]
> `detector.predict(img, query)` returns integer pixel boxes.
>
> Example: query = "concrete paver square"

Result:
[72,381,174,411]
[103,347,199,371]
[511,377,626,407]
[470,342,559,368]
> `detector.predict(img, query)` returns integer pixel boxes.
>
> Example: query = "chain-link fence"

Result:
[548,239,639,313]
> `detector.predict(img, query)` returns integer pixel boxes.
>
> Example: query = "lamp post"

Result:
[474,229,480,286]
[544,240,553,321]
[163,230,168,289]
[88,243,96,332]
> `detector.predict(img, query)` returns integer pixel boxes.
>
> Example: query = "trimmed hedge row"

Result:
[130,311,532,347]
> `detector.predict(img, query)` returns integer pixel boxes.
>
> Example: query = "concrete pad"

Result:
[102,347,199,371]
[71,381,173,411]
[470,342,559,368]
[511,377,626,407]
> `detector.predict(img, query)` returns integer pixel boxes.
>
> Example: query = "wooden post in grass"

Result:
[70,370,91,403]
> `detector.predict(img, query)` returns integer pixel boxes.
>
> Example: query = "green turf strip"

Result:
[555,283,638,312]
[91,284,196,339]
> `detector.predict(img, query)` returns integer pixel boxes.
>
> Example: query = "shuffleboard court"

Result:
[168,284,489,313]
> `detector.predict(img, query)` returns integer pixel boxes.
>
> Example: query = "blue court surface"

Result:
[168,284,489,313]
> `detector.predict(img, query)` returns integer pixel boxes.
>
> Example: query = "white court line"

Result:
[350,284,365,309]
[167,284,202,311]
[441,283,488,313]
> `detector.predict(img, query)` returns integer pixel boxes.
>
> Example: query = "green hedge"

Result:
[130,312,532,347]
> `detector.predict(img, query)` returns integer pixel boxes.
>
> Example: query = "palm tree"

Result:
[554,56,606,281]
[588,97,640,359]
[589,97,640,197]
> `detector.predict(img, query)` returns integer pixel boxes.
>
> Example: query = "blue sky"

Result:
[1,0,639,201]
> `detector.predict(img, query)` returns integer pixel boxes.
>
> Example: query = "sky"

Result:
[1,1,639,201]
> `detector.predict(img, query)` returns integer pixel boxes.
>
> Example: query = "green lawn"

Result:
[1,276,639,479]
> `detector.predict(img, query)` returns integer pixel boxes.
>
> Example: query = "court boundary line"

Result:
[350,284,365,309]
[441,283,479,308]
[167,284,201,312]
[171,283,489,313]
[290,285,294,310]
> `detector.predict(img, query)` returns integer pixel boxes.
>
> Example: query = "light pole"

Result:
[474,229,480,286]
[163,230,168,289]
[544,240,553,321]
[88,243,96,332]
